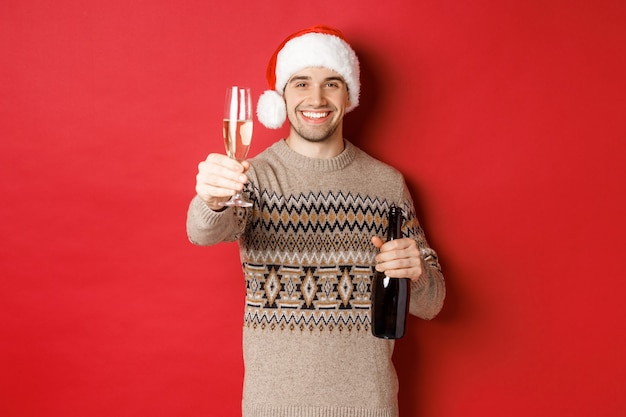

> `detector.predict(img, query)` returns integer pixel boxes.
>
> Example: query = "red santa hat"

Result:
[256,25,361,129]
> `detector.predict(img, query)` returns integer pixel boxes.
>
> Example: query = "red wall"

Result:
[2,1,625,416]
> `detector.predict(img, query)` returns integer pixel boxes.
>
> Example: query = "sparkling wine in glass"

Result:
[220,86,253,207]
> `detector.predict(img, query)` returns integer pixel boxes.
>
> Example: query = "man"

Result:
[187,25,445,417]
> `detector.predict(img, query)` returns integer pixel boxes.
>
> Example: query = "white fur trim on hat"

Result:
[275,32,360,108]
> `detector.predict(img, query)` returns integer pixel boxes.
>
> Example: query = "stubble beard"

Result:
[291,123,339,143]
[288,110,341,143]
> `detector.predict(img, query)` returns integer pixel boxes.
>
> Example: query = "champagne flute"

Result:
[219,86,253,207]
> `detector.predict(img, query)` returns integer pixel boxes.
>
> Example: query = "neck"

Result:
[285,130,345,159]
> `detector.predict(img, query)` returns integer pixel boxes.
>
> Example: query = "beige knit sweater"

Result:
[187,140,445,417]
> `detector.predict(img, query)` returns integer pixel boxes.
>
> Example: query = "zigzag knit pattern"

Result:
[239,189,416,334]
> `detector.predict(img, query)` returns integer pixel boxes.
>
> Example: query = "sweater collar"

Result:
[271,139,357,172]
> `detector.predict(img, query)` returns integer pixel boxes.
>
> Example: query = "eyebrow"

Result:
[289,75,346,84]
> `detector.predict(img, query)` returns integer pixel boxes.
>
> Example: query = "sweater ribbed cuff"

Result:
[243,404,396,417]
[190,195,232,226]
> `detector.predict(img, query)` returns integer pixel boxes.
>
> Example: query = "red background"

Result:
[2,1,625,416]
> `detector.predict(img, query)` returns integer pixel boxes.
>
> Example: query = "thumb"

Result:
[371,236,384,249]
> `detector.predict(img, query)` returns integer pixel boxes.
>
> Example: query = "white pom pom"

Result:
[256,90,287,129]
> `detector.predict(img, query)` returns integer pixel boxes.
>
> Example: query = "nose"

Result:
[308,86,328,107]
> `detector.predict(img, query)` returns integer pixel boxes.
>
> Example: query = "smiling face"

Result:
[283,67,351,145]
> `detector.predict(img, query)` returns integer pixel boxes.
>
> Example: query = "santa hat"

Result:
[256,25,361,129]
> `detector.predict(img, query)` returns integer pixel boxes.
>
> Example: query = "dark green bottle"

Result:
[371,205,411,339]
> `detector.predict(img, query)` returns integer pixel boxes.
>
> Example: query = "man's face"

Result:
[283,67,351,143]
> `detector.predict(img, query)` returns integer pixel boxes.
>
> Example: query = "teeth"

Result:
[302,111,328,119]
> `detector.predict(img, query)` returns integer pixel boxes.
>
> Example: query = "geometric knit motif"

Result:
[238,188,425,335]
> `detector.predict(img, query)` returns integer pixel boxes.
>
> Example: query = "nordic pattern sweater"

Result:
[186,139,445,417]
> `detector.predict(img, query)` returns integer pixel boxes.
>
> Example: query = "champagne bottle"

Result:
[371,205,411,339]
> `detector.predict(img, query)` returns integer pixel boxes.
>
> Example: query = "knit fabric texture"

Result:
[186,140,445,417]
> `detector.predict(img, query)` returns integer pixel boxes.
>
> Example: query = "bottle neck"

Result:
[387,206,403,241]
